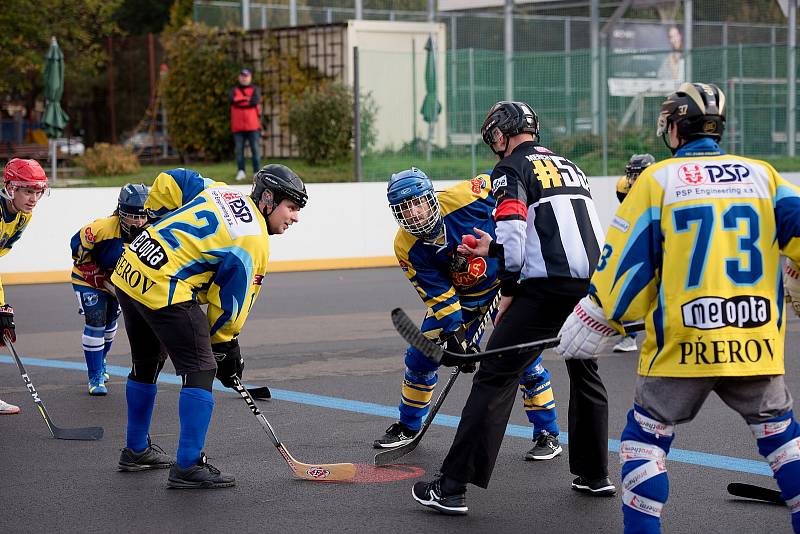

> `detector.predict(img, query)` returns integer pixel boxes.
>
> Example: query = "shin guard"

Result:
[750,411,800,533]
[520,359,559,436]
[399,368,437,432]
[620,406,674,534]
[176,387,214,468]
[126,378,157,452]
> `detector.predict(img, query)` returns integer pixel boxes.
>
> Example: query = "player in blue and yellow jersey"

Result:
[557,83,800,534]
[374,167,562,462]
[612,154,655,353]
[70,183,149,396]
[0,159,48,415]
[111,165,307,489]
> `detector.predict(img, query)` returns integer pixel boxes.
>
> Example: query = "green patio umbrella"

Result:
[420,36,441,160]
[43,36,69,181]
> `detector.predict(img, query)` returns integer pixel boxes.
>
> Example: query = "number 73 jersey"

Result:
[591,154,800,378]
[111,169,269,343]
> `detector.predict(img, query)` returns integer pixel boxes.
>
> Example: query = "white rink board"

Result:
[5,173,800,275]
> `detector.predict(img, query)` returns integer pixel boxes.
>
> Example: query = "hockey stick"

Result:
[727,482,785,505]
[374,293,501,466]
[4,336,104,440]
[231,378,356,481]
[391,307,645,366]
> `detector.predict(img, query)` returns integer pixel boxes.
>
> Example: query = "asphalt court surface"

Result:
[0,268,796,533]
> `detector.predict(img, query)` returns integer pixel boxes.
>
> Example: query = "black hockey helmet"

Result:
[118,183,149,241]
[251,164,308,217]
[481,101,540,148]
[656,82,726,144]
[625,153,656,182]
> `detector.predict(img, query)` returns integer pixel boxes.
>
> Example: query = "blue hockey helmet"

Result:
[118,183,149,241]
[387,167,442,240]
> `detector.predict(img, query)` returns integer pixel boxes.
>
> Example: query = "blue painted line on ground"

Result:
[1,355,772,477]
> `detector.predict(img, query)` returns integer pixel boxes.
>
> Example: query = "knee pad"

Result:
[84,307,107,328]
[751,411,800,520]
[181,369,216,392]
[620,406,674,531]
[129,358,166,385]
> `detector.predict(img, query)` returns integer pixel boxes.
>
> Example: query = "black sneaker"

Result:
[412,477,468,515]
[571,476,616,496]
[118,440,175,472]
[373,422,417,449]
[167,453,236,489]
[525,432,563,461]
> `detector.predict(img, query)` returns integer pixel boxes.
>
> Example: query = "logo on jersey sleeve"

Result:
[492,175,507,193]
[209,188,261,239]
[84,227,96,243]
[253,274,264,286]
[470,176,486,194]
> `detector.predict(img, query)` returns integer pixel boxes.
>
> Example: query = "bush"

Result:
[290,82,353,165]
[161,23,239,161]
[76,143,140,176]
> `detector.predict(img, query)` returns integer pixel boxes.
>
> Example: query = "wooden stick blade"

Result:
[277,444,356,482]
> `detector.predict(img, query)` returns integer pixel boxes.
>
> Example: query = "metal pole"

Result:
[469,48,477,179]
[600,43,608,176]
[107,36,117,145]
[290,0,297,26]
[565,18,572,136]
[353,46,362,181]
[590,0,599,135]
[355,0,362,20]
[412,39,417,143]
[451,15,457,123]
[504,0,513,100]
[326,8,332,23]
[772,26,777,154]
[789,0,797,157]
[242,0,250,30]
[683,0,692,82]
[261,5,267,28]
[428,0,435,22]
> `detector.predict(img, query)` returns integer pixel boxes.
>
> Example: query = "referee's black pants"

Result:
[440,277,610,488]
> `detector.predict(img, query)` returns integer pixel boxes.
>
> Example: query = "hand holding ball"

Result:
[462,235,478,248]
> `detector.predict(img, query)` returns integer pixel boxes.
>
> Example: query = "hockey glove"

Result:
[0,304,15,346]
[458,343,479,373]
[784,259,800,317]
[212,339,244,388]
[77,263,109,290]
[555,296,618,360]
[438,327,468,367]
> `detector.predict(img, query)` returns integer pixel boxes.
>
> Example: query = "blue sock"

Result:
[126,379,157,453]
[177,387,215,469]
[83,325,105,379]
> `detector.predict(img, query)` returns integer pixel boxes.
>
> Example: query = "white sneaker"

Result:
[235,170,246,181]
[613,336,638,352]
[0,399,20,415]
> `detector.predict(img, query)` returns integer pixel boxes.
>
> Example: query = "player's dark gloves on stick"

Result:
[213,339,244,388]
[0,304,15,346]
[440,328,477,371]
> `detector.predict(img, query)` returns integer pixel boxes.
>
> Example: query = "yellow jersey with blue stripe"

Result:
[0,199,32,305]
[70,215,123,295]
[591,141,800,378]
[394,175,499,337]
[111,169,269,343]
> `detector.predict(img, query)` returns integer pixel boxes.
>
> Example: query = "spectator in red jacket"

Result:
[229,68,262,181]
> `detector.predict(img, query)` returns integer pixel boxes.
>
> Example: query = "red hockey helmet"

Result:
[2,158,49,200]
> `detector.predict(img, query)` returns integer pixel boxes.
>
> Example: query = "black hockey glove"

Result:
[458,343,480,374]
[0,304,15,347]
[212,339,244,388]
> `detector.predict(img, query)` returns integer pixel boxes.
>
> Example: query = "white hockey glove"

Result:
[783,258,800,317]
[555,296,618,360]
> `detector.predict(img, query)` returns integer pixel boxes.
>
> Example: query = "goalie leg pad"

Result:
[620,406,675,534]
[750,411,800,532]
[126,378,157,452]
[177,387,215,468]
[399,363,437,432]
[519,357,559,436]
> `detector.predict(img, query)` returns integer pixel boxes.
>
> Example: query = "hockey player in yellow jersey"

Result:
[71,184,149,396]
[0,159,48,415]
[556,82,800,534]
[112,165,307,488]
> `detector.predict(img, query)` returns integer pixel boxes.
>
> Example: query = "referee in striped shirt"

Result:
[412,101,614,515]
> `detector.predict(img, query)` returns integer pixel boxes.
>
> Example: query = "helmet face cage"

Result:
[118,183,149,238]
[656,83,726,142]
[390,190,442,239]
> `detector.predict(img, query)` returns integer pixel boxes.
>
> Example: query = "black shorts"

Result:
[116,291,215,376]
